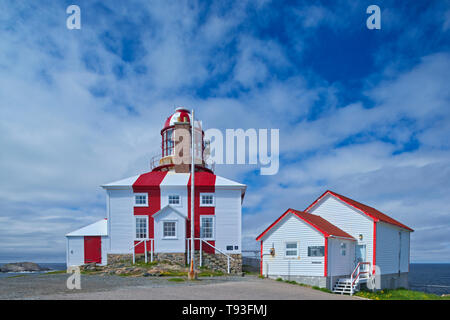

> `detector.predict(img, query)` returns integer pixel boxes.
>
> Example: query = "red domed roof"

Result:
[163,107,191,129]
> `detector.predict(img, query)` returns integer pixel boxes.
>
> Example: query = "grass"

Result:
[43,270,66,275]
[168,277,186,282]
[7,274,28,278]
[355,288,450,300]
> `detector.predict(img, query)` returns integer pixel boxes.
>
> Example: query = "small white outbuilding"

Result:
[257,190,413,292]
[66,219,109,266]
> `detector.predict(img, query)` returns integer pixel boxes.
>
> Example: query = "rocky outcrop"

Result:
[0,262,50,272]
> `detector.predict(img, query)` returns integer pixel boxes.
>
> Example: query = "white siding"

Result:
[261,213,325,277]
[67,236,84,266]
[400,230,410,272]
[101,236,109,266]
[160,186,188,218]
[107,189,134,253]
[154,209,186,253]
[215,188,242,254]
[308,195,373,267]
[376,222,410,274]
[328,238,355,276]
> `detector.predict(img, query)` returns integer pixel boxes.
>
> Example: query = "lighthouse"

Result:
[66,107,246,274]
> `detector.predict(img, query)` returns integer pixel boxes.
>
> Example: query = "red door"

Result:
[84,236,101,264]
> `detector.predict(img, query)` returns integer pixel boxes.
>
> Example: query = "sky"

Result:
[0,0,449,263]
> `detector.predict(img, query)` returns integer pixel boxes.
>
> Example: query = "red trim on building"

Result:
[132,171,168,254]
[256,209,291,241]
[373,222,377,274]
[305,190,414,232]
[324,237,328,277]
[187,172,216,253]
[260,241,263,276]
[256,209,355,241]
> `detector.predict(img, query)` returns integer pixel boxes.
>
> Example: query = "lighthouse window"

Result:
[162,129,174,156]
[134,193,148,207]
[168,194,181,205]
[200,193,215,207]
[135,216,148,239]
[163,221,177,238]
[200,216,214,239]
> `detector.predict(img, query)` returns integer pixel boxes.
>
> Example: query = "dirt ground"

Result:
[0,273,359,300]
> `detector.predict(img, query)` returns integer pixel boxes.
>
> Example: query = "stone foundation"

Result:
[154,252,186,266]
[107,252,242,274]
[269,274,328,288]
[378,272,409,289]
[195,252,242,274]
[107,254,133,265]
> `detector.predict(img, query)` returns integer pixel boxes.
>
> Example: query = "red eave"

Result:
[256,209,355,241]
[305,190,414,232]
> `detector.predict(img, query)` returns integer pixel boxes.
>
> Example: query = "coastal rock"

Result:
[0,262,50,272]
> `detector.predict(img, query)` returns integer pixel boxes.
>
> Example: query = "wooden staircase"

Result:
[332,262,371,295]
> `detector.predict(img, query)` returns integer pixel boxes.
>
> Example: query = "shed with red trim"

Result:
[256,209,356,289]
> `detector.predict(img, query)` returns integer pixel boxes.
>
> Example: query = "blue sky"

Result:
[0,0,449,263]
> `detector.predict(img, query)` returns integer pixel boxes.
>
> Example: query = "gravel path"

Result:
[0,273,358,300]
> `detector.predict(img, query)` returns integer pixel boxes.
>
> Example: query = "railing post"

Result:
[200,240,203,267]
[227,256,230,274]
[187,238,190,265]
[151,239,154,262]
[145,240,148,263]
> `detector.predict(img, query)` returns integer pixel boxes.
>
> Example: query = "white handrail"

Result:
[130,239,154,264]
[186,238,235,273]
[350,262,371,295]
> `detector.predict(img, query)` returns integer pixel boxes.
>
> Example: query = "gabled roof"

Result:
[152,205,188,220]
[66,219,108,237]
[256,209,355,241]
[305,190,414,232]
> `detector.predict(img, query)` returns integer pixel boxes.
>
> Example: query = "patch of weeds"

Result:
[355,288,450,300]
[8,274,28,278]
[168,277,186,282]
[160,270,187,277]
[43,270,66,275]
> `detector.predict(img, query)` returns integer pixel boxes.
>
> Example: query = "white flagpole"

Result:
[189,109,195,277]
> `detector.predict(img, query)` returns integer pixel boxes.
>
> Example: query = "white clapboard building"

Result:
[257,190,413,293]
[66,108,246,273]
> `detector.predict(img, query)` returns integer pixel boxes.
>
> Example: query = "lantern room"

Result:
[151,107,213,173]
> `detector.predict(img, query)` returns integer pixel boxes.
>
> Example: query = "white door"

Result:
[355,244,366,264]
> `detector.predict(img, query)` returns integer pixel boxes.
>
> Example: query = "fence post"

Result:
[227,256,230,274]
[144,240,148,263]
[151,239,154,262]
[200,240,203,267]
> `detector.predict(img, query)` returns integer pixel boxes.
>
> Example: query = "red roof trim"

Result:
[256,209,355,241]
[305,190,414,232]
[256,209,291,241]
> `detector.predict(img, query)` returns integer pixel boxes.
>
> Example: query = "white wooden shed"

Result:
[257,190,414,293]
[66,219,109,267]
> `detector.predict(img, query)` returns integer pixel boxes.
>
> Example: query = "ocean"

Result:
[1,262,449,295]
[408,263,450,295]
